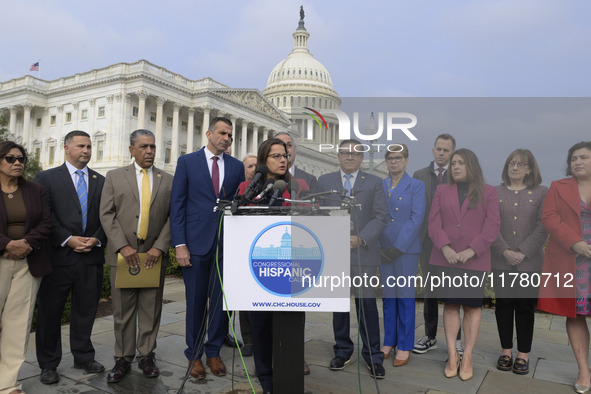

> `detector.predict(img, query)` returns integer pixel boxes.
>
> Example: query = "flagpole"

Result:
[38,59,41,80]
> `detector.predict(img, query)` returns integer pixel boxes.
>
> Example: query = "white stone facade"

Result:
[0,60,290,174]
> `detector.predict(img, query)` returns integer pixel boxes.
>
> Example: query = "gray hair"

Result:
[273,131,297,147]
[130,129,155,146]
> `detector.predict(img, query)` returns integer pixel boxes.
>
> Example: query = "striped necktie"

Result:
[138,169,151,240]
[76,170,87,233]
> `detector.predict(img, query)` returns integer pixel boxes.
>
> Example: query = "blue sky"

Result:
[2,0,590,96]
[1,0,589,183]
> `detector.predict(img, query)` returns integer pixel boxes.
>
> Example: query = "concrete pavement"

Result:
[17,277,584,393]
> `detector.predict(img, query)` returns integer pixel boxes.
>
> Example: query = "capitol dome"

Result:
[263,8,339,112]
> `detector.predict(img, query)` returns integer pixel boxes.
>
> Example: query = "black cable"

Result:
[349,196,381,394]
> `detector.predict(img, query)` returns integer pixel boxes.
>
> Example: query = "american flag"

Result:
[29,62,39,71]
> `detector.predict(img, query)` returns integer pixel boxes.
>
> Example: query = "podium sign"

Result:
[224,215,350,312]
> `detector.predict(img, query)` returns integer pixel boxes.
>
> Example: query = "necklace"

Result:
[2,185,18,199]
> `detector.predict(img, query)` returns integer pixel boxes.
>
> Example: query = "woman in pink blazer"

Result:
[428,148,500,381]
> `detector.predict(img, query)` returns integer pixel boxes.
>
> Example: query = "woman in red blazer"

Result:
[428,148,500,381]
[0,141,51,394]
[538,141,591,394]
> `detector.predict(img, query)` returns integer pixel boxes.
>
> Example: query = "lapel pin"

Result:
[92,174,97,178]
[157,173,161,178]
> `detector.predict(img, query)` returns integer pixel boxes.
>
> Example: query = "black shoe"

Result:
[107,359,131,383]
[512,358,529,375]
[496,355,513,371]
[40,368,59,384]
[241,343,253,357]
[329,356,351,370]
[138,355,160,378]
[367,363,386,379]
[74,359,105,374]
[224,332,243,348]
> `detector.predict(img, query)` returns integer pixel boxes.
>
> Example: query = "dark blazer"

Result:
[413,161,448,243]
[295,167,318,193]
[170,148,244,255]
[0,180,52,277]
[491,184,548,272]
[428,183,500,271]
[35,163,106,266]
[316,170,388,266]
[100,164,173,267]
[379,173,425,254]
[538,177,581,318]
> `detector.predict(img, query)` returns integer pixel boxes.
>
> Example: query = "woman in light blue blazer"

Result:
[379,144,425,367]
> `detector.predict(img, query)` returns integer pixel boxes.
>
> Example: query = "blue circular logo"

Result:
[129,266,141,276]
[249,222,324,297]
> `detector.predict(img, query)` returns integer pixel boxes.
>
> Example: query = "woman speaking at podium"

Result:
[237,137,309,393]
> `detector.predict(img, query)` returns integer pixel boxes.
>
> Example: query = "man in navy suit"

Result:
[35,130,106,384]
[170,117,245,380]
[274,131,318,193]
[316,139,388,379]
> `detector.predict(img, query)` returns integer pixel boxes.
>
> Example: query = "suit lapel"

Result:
[449,183,462,223]
[151,166,163,204]
[389,173,410,201]
[58,164,82,209]
[353,171,367,195]
[557,177,581,215]
[197,149,216,199]
[123,165,140,204]
[87,169,99,207]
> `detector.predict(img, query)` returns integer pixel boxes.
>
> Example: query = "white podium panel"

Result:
[223,215,350,312]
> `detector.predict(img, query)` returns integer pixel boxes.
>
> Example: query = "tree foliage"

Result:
[0,115,43,180]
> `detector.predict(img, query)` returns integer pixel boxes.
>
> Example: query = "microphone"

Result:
[287,179,300,199]
[269,180,288,206]
[254,179,275,200]
[243,165,269,197]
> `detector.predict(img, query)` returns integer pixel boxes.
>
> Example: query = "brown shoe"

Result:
[304,360,310,375]
[206,356,227,377]
[189,360,206,380]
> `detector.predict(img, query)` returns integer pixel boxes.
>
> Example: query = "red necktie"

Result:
[212,156,220,198]
[437,167,444,184]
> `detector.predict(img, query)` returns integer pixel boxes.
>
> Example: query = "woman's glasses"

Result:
[4,156,27,164]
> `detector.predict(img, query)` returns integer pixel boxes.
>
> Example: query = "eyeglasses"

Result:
[386,156,405,163]
[339,152,363,158]
[509,161,528,169]
[4,156,26,164]
[267,153,290,161]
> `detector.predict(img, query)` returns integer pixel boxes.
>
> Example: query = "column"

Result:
[155,97,165,162]
[8,106,17,134]
[251,124,259,153]
[137,90,149,129]
[171,102,180,164]
[230,116,237,155]
[186,108,195,154]
[200,105,211,149]
[240,120,248,159]
[106,96,114,160]
[89,98,96,135]
[72,102,79,130]
[22,104,32,148]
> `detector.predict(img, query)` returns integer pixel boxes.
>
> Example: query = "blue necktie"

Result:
[344,174,353,196]
[76,170,88,233]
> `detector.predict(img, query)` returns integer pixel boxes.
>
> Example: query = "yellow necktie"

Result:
[138,169,150,240]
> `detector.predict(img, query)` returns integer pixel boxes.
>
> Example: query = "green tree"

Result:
[0,115,43,180]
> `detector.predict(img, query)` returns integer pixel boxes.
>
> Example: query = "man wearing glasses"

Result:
[316,139,388,379]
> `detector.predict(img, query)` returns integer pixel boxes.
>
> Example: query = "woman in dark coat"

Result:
[0,141,51,394]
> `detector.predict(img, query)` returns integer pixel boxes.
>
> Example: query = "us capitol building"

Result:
[0,8,382,177]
